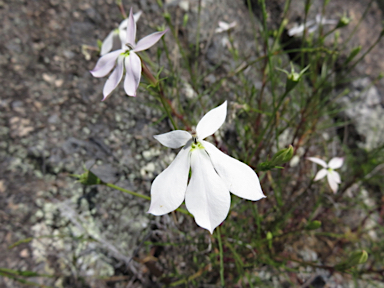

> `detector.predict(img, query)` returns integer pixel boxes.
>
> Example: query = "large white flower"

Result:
[308,157,344,193]
[148,101,266,233]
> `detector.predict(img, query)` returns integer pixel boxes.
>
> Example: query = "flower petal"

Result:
[133,29,168,52]
[154,130,192,149]
[288,24,304,36]
[328,157,344,169]
[196,101,227,140]
[124,52,141,97]
[314,168,327,181]
[203,141,265,201]
[148,146,191,215]
[185,148,230,234]
[329,170,341,184]
[100,31,115,56]
[90,49,124,78]
[327,171,339,193]
[307,157,327,168]
[119,11,142,30]
[102,56,124,101]
[125,8,136,46]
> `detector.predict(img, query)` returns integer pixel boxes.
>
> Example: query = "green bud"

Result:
[277,63,309,94]
[271,145,294,166]
[336,16,351,29]
[266,231,273,249]
[335,250,368,271]
[345,46,361,64]
[305,220,322,230]
[71,168,103,186]
[183,13,189,28]
[163,12,171,22]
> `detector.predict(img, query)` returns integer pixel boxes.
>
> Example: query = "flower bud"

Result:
[305,220,322,230]
[72,169,103,186]
[335,250,368,271]
[271,145,294,166]
[278,63,309,94]
[336,16,351,29]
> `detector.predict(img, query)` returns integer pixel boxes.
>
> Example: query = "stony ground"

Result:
[1,0,384,287]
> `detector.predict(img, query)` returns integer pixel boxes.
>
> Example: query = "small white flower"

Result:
[308,157,344,193]
[288,14,337,36]
[100,11,143,56]
[148,101,265,233]
[215,21,237,33]
[90,8,167,99]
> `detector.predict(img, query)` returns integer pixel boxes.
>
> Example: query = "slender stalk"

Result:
[216,226,225,287]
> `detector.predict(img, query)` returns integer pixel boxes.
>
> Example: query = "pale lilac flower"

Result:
[90,8,168,100]
[148,101,265,233]
[215,21,237,33]
[308,157,344,193]
[100,11,142,56]
[288,14,337,36]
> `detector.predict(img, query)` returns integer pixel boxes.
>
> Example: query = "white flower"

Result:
[288,14,337,36]
[308,157,344,193]
[100,11,143,56]
[215,21,237,33]
[90,8,167,100]
[148,101,265,233]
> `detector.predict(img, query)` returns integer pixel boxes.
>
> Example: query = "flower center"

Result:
[191,138,204,150]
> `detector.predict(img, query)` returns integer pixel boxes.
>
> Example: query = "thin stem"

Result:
[216,226,225,287]
[104,182,151,200]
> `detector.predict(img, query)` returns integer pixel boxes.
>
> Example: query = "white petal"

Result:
[119,11,142,30]
[148,146,191,215]
[125,8,136,46]
[102,56,124,101]
[203,141,265,201]
[307,157,328,168]
[196,101,227,140]
[154,130,192,149]
[100,31,115,56]
[133,11,142,23]
[90,49,124,78]
[288,24,304,36]
[314,168,327,181]
[133,30,168,52]
[327,172,339,193]
[329,170,341,184]
[185,148,230,234]
[328,157,344,169]
[124,52,141,97]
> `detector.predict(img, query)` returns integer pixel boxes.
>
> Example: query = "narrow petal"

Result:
[329,170,341,184]
[327,172,339,193]
[328,157,344,169]
[124,52,141,97]
[307,157,327,168]
[100,31,115,56]
[119,11,142,30]
[196,101,227,140]
[154,130,192,149]
[148,146,191,215]
[314,168,327,181]
[288,24,304,36]
[133,29,168,52]
[185,148,230,234]
[102,56,124,101]
[90,49,124,78]
[203,141,265,201]
[125,8,136,46]
[133,11,143,23]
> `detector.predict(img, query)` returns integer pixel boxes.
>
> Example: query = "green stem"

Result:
[216,226,225,287]
[104,183,151,200]
[103,183,190,216]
